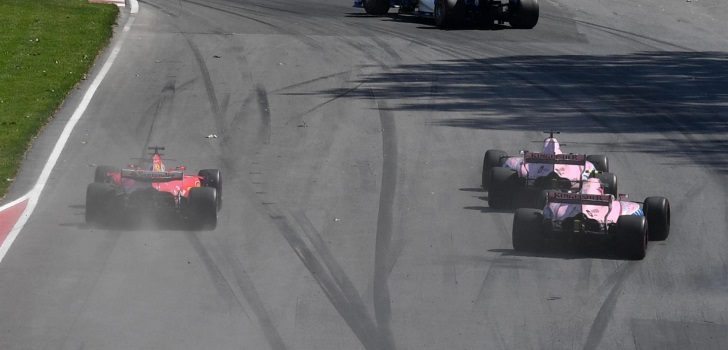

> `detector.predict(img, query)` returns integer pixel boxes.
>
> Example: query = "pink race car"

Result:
[483,131,616,209]
[85,147,221,229]
[511,178,671,260]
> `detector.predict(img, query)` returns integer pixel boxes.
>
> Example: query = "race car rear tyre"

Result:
[508,0,539,29]
[479,0,498,28]
[597,172,618,196]
[644,196,670,241]
[363,0,389,15]
[616,215,647,260]
[94,165,118,183]
[86,182,114,225]
[488,167,518,209]
[435,0,464,28]
[199,169,222,211]
[586,155,609,173]
[188,187,217,230]
[512,208,544,251]
[537,190,555,209]
[482,149,507,189]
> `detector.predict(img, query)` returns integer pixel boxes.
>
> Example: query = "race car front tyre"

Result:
[363,0,389,15]
[586,155,609,173]
[512,208,544,251]
[597,172,618,196]
[199,169,222,211]
[482,149,507,189]
[188,187,217,230]
[435,0,464,28]
[488,167,518,209]
[94,165,118,183]
[508,0,539,29]
[616,215,647,260]
[644,196,670,241]
[86,183,114,225]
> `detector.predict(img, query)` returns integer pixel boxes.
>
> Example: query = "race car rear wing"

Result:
[524,151,586,166]
[548,192,611,206]
[121,169,183,182]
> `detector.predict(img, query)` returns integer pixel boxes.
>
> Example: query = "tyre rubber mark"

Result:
[373,97,398,350]
[139,79,176,153]
[184,35,225,135]
[184,231,288,350]
[256,84,271,145]
[262,203,382,350]
[270,70,352,93]
[0,15,136,264]
[582,262,637,350]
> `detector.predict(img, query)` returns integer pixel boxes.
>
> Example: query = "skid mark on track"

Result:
[212,235,289,350]
[292,212,367,309]
[183,232,252,319]
[474,214,512,304]
[582,262,637,350]
[184,231,289,350]
[542,13,692,51]
[137,78,176,152]
[181,0,280,29]
[256,84,271,145]
[138,0,179,17]
[59,231,124,349]
[271,70,352,93]
[234,150,395,349]
[180,0,324,51]
[260,201,383,350]
[370,36,402,62]
[184,35,225,135]
[290,81,364,125]
[372,96,398,350]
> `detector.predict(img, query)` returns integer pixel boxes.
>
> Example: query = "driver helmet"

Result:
[581,178,604,195]
[150,154,166,172]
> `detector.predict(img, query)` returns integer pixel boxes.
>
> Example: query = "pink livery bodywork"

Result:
[502,137,596,190]
[543,178,642,224]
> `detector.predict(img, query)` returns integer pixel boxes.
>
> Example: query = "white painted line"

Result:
[0,194,28,212]
[130,0,139,14]
[0,16,137,263]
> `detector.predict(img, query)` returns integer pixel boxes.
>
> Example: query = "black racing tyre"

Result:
[363,0,390,15]
[434,0,463,28]
[488,167,518,209]
[94,165,118,183]
[482,149,508,189]
[597,172,618,196]
[537,189,555,209]
[644,196,670,241]
[512,208,544,251]
[188,187,217,230]
[586,155,609,173]
[616,215,647,260]
[198,169,222,210]
[508,0,539,29]
[86,182,114,225]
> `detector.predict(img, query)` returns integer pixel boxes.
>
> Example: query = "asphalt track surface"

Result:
[1,0,727,349]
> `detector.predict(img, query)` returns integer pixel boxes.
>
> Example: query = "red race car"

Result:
[85,147,221,229]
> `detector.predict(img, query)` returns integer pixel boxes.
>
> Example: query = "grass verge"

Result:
[0,0,118,198]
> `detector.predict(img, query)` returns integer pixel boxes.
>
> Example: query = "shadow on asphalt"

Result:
[345,12,514,31]
[309,51,728,173]
[463,205,512,214]
[489,246,631,261]
[459,187,486,193]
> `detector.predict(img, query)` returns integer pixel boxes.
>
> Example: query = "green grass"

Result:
[0,0,117,198]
